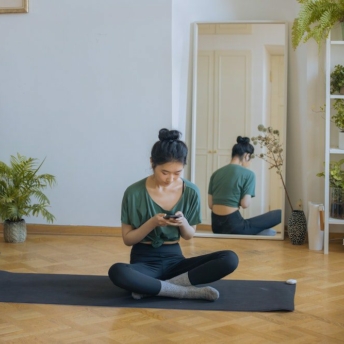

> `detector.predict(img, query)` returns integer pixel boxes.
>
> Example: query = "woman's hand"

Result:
[153,213,172,227]
[163,212,187,227]
[166,211,195,240]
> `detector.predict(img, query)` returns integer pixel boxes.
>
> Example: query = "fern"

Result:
[0,153,56,222]
[292,0,344,49]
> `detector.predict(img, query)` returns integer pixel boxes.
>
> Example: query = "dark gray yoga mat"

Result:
[0,270,295,312]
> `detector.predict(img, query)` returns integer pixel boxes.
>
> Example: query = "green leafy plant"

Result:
[317,159,344,188]
[0,154,56,223]
[251,125,293,211]
[332,99,344,130]
[330,64,344,94]
[292,0,344,50]
[318,159,344,218]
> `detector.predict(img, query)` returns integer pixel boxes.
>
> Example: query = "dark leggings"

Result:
[108,243,239,295]
[211,209,281,235]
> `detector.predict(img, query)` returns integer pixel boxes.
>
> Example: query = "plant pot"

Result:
[339,130,344,149]
[330,187,344,219]
[287,210,307,245]
[3,219,27,243]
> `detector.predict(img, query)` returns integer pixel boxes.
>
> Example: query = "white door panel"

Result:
[196,50,251,224]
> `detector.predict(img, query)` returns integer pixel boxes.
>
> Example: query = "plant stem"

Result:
[279,173,294,212]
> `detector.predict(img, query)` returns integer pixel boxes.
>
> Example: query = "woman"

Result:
[208,136,281,235]
[108,128,238,301]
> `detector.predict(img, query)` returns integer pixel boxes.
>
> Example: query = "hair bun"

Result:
[158,128,181,142]
[237,136,250,144]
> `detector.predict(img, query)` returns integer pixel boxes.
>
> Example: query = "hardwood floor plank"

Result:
[0,234,343,343]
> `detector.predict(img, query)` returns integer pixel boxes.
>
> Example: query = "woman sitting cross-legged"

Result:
[208,136,281,236]
[108,128,239,301]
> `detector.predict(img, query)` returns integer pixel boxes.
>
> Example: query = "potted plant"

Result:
[315,99,344,147]
[252,125,307,245]
[292,0,344,50]
[0,154,56,243]
[317,159,344,218]
[331,99,344,128]
[330,64,344,94]
[333,99,344,149]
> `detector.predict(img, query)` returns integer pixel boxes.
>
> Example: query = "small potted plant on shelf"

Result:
[331,99,344,129]
[317,159,344,218]
[292,0,344,50]
[0,153,56,243]
[330,64,344,94]
[332,100,344,150]
[252,125,307,245]
[316,100,344,148]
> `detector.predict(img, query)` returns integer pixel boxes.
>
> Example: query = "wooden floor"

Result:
[0,234,344,343]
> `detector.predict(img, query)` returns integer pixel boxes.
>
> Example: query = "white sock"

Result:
[166,272,191,286]
[158,281,219,301]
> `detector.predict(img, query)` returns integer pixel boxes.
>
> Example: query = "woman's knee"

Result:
[271,209,282,222]
[108,263,127,285]
[221,250,239,273]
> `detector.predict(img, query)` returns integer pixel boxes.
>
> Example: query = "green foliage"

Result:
[251,125,293,211]
[292,0,344,50]
[330,64,344,93]
[0,154,56,223]
[317,159,344,188]
[251,125,283,174]
[332,99,344,130]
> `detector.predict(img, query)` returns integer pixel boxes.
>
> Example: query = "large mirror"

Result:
[190,21,288,240]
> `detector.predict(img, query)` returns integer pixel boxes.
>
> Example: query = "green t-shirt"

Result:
[121,177,201,248]
[208,164,255,207]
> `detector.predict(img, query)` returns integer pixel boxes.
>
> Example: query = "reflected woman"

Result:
[108,128,239,301]
[208,136,281,235]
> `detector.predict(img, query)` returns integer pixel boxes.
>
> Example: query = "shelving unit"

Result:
[324,33,344,254]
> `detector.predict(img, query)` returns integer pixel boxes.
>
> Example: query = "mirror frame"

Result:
[190,21,288,240]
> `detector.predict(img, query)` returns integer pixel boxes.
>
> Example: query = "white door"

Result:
[196,50,251,224]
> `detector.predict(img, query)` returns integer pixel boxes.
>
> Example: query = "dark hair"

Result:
[151,128,188,168]
[231,136,254,159]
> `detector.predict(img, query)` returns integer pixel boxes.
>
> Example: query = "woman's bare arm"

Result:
[240,194,252,209]
[208,194,213,210]
[122,213,167,246]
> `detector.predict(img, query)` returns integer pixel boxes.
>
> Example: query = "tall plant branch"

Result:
[252,125,294,212]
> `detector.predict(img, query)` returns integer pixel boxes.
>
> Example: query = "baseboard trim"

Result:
[1,223,343,240]
[0,223,122,237]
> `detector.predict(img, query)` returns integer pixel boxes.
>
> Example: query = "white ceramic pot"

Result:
[339,130,344,149]
[3,219,27,243]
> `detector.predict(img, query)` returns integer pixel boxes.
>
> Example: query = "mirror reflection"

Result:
[190,22,287,240]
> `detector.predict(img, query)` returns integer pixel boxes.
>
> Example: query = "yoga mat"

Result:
[0,271,295,312]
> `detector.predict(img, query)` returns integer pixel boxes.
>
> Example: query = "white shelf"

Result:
[330,95,344,99]
[330,148,344,154]
[329,217,344,225]
[324,34,344,254]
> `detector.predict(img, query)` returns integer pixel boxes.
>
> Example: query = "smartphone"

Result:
[163,214,181,219]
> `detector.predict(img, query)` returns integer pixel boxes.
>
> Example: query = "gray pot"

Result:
[3,219,27,243]
[287,210,307,245]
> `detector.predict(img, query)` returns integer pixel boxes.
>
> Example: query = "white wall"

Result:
[0,0,326,227]
[0,0,172,226]
[172,0,326,221]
